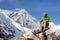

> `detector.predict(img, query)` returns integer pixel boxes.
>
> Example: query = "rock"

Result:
[37,33,45,40]
[0,38,3,40]
[2,28,60,40]
[9,36,26,40]
[23,31,39,40]
[16,36,26,40]
[9,30,60,40]
[45,29,52,36]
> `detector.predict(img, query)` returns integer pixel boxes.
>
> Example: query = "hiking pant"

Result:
[41,22,49,31]
[32,22,49,35]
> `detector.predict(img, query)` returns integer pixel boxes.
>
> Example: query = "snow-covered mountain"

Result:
[0,8,60,39]
[7,9,60,32]
[0,9,60,31]
[0,9,31,37]
[7,9,39,29]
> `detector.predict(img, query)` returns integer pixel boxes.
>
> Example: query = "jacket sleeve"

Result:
[40,17,43,24]
[46,17,50,22]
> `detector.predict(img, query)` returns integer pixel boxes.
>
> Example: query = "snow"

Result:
[0,11,31,36]
[8,9,39,29]
[0,8,60,37]
[53,25,60,32]
[49,22,60,32]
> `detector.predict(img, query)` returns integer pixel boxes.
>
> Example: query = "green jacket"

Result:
[40,16,50,24]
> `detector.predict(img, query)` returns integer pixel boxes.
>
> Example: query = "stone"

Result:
[23,31,39,40]
[0,38,4,40]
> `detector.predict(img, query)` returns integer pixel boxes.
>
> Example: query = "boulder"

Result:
[23,31,39,40]
[0,38,3,40]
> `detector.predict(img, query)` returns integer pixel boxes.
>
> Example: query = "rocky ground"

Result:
[10,29,60,40]
[0,29,60,40]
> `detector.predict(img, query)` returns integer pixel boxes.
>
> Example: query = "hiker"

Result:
[32,12,50,34]
[32,12,50,40]
[40,12,50,31]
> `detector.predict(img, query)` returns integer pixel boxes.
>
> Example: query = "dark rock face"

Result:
[0,32,5,38]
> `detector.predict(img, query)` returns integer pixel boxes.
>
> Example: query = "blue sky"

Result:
[0,0,60,25]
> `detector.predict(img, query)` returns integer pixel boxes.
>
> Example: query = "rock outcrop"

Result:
[1,28,60,40]
[9,29,60,40]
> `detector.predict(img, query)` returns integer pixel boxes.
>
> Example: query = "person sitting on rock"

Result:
[40,12,50,32]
